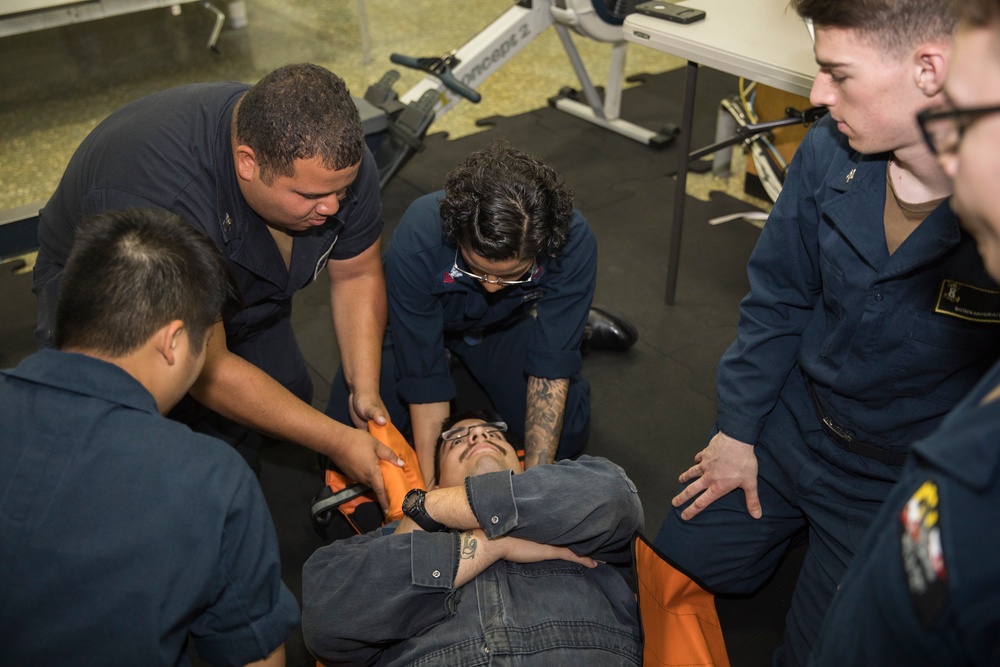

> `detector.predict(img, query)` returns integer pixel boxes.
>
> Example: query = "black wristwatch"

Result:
[402,488,447,532]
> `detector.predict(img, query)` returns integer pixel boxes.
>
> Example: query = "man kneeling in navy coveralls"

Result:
[809,0,1000,663]
[301,410,643,666]
[0,209,299,666]
[327,141,636,481]
[654,0,1000,664]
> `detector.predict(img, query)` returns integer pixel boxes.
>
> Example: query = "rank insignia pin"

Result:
[846,169,856,183]
[222,213,232,232]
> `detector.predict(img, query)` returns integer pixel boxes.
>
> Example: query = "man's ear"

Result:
[915,41,950,98]
[155,320,186,366]
[234,145,258,184]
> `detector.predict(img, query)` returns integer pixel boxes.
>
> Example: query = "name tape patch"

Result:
[934,279,1000,323]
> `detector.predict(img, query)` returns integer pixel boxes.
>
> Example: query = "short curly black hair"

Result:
[439,141,574,261]
[234,63,365,184]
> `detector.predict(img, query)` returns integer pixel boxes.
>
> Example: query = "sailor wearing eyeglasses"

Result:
[807,3,1000,664]
[326,140,636,481]
[655,0,1000,664]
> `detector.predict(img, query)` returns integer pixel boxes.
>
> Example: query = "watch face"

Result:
[401,488,443,532]
[402,489,422,517]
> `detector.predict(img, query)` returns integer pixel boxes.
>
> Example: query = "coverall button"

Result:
[491,516,500,524]
[432,570,441,578]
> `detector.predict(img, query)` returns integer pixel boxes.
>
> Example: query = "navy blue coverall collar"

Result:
[822,152,960,276]
[4,348,158,416]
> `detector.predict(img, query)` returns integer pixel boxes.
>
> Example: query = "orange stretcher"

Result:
[310,420,730,666]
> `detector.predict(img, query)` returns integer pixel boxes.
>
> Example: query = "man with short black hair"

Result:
[34,63,399,506]
[655,0,1000,663]
[301,410,643,666]
[1,208,299,666]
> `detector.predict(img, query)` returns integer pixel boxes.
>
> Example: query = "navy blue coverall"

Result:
[32,83,383,458]
[655,114,1000,665]
[808,360,1000,666]
[0,349,300,665]
[327,191,595,458]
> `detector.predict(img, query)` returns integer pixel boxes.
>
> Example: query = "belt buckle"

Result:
[822,417,853,443]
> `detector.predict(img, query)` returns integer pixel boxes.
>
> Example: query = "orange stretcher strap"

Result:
[371,419,426,521]
[318,420,425,527]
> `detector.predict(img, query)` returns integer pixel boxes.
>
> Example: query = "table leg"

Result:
[665,60,700,305]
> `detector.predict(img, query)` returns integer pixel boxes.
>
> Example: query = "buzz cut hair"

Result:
[55,208,241,356]
[792,0,956,55]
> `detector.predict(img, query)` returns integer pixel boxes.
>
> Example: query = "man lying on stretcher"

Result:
[300,409,644,666]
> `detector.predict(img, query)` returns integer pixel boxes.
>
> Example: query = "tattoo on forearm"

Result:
[525,376,569,466]
[460,531,478,560]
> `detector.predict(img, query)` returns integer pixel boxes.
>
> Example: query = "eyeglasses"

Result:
[452,249,536,286]
[917,103,1000,156]
[440,421,508,448]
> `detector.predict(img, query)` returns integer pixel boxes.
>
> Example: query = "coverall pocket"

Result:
[889,308,999,404]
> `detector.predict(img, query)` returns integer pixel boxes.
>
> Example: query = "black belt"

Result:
[804,378,907,467]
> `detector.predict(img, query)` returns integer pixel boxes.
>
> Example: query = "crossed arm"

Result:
[395,496,596,590]
[301,458,642,663]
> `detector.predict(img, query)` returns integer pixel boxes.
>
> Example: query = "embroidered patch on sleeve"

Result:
[934,279,1000,323]
[899,480,949,626]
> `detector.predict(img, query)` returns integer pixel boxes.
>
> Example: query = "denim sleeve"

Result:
[301,525,460,665]
[465,456,643,563]
[715,117,831,445]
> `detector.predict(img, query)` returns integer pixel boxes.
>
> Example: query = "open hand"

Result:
[672,431,761,520]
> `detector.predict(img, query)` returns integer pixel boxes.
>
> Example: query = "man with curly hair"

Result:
[327,141,634,478]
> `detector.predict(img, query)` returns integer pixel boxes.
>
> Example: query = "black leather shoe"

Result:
[582,306,638,353]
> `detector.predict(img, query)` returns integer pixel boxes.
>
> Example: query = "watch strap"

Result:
[402,488,447,532]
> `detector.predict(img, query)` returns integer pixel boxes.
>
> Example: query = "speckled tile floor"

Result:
[0,0,766,215]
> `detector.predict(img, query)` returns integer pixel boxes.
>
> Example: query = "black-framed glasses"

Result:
[452,249,536,286]
[440,421,508,447]
[917,104,1000,156]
